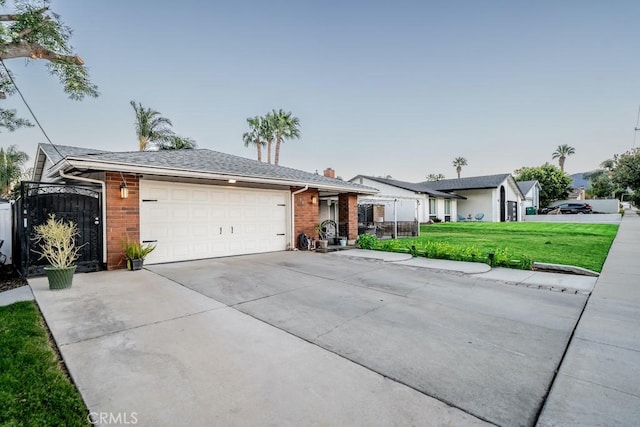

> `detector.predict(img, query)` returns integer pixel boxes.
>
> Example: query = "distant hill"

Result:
[571,172,593,190]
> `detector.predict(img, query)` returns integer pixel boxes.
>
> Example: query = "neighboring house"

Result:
[418,174,525,222]
[517,180,541,213]
[348,175,465,223]
[30,144,377,270]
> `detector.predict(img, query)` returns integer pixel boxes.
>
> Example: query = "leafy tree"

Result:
[590,174,615,199]
[584,158,619,198]
[612,148,640,204]
[130,101,175,151]
[515,163,572,207]
[272,109,300,166]
[0,144,28,198]
[551,144,575,172]
[452,157,467,179]
[242,116,266,162]
[425,173,445,181]
[158,136,197,150]
[0,0,98,132]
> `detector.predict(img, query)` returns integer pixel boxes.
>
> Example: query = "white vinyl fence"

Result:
[0,202,12,264]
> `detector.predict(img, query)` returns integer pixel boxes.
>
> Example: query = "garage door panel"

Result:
[141,181,289,264]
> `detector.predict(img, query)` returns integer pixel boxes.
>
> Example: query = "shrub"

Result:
[356,233,377,250]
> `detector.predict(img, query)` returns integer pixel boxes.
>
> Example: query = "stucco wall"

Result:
[456,189,495,221]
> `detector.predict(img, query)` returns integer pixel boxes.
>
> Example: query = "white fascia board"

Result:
[50,158,378,195]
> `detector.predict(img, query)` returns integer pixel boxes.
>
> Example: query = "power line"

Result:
[0,57,63,159]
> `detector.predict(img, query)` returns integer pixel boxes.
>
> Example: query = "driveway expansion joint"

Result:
[560,373,640,399]
[574,336,640,354]
[58,307,225,347]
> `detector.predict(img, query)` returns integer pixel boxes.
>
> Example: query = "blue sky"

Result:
[3,0,640,181]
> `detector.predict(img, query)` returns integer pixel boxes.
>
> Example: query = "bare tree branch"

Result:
[0,41,83,65]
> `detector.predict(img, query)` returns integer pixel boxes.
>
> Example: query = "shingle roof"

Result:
[356,176,464,199]
[516,180,538,195]
[419,173,512,191]
[46,144,376,193]
[40,143,111,164]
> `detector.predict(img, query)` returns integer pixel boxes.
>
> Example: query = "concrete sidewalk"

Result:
[537,211,640,425]
[331,248,597,293]
[0,285,33,307]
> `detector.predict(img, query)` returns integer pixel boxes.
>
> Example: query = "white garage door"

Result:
[140,180,289,264]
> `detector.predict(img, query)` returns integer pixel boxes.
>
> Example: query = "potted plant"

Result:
[315,223,328,249]
[121,238,156,271]
[33,214,84,290]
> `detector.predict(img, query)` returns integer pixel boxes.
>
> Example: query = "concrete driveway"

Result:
[31,251,587,426]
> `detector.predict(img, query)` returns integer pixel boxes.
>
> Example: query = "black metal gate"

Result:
[13,181,103,276]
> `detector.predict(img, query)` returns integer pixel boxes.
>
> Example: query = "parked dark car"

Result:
[538,202,593,214]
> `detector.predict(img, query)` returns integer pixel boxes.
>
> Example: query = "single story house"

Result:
[31,144,377,269]
[517,180,541,214]
[419,174,525,222]
[348,175,465,223]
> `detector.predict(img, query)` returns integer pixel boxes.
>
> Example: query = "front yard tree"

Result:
[612,148,640,204]
[452,157,467,179]
[552,144,575,172]
[590,174,615,199]
[515,163,572,207]
[0,0,98,131]
[0,144,28,197]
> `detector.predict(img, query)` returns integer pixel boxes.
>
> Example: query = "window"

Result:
[429,199,437,218]
[444,199,451,215]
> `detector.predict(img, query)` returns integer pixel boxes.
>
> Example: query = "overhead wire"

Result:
[0,57,63,159]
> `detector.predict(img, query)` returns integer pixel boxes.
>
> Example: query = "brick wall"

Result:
[105,172,140,270]
[339,193,358,241]
[292,188,319,245]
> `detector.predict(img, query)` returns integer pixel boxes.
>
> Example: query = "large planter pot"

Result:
[44,266,77,290]
[127,258,144,271]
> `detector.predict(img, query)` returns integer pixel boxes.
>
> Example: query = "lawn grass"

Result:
[370,222,618,272]
[0,301,90,427]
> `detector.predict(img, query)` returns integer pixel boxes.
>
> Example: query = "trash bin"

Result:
[526,207,537,215]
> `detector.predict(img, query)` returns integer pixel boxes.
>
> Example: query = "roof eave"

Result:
[51,158,378,195]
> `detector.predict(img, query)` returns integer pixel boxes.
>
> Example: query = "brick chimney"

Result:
[323,168,335,179]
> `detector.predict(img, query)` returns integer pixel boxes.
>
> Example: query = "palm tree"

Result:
[130,101,175,151]
[158,136,197,150]
[551,144,575,172]
[262,112,277,164]
[0,145,28,198]
[452,157,468,179]
[425,173,445,181]
[242,116,265,162]
[272,109,301,165]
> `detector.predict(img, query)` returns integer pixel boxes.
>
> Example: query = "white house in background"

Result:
[517,180,541,214]
[418,174,525,222]
[348,175,465,223]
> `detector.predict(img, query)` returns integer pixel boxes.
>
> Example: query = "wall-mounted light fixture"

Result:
[311,195,318,205]
[119,172,128,199]
[120,182,129,199]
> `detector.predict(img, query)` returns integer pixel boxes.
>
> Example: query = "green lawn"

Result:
[366,222,618,272]
[0,301,90,427]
